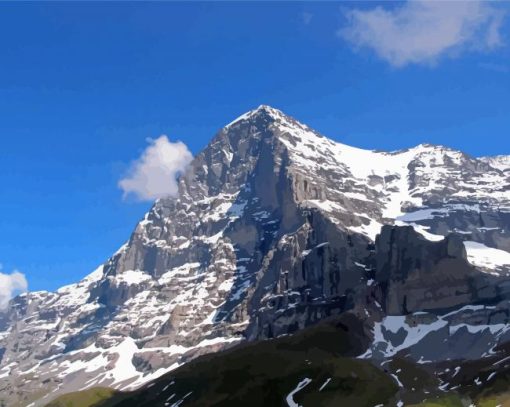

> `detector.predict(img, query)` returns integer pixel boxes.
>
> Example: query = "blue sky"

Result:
[1,2,509,294]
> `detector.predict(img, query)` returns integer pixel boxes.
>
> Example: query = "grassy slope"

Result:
[403,342,510,407]
[45,388,120,407]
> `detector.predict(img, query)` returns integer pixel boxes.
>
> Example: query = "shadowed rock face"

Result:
[373,225,498,315]
[0,105,509,406]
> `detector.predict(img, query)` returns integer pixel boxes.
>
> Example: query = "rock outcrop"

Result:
[374,225,488,314]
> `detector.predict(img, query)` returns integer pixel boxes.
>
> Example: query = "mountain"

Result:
[0,105,509,406]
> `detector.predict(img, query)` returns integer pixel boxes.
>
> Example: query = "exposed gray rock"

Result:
[0,105,509,406]
[374,225,486,314]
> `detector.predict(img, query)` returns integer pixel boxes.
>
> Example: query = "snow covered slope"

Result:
[1,105,509,406]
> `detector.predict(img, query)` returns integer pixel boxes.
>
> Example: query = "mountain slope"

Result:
[54,312,510,407]
[94,313,399,407]
[1,105,509,406]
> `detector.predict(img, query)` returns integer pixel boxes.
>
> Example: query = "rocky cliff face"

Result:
[374,225,491,314]
[0,105,509,406]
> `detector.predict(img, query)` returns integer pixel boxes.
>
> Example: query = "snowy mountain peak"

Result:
[192,105,508,239]
[223,105,311,134]
[1,108,509,406]
[254,104,282,115]
[413,142,451,151]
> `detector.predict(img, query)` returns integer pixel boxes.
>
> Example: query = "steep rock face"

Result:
[0,105,509,406]
[361,227,510,365]
[373,225,496,314]
[246,210,371,340]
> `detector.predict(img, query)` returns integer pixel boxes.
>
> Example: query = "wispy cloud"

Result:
[0,265,28,310]
[119,135,193,201]
[340,1,506,68]
[302,12,313,26]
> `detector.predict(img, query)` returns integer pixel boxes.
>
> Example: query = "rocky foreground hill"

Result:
[1,106,509,406]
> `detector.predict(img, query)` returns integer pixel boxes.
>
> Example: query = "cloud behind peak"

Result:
[118,135,193,201]
[0,268,28,310]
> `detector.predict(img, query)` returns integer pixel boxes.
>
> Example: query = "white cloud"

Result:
[0,267,28,310]
[340,0,506,67]
[119,135,193,201]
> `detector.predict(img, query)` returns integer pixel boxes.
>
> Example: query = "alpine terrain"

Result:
[1,105,510,407]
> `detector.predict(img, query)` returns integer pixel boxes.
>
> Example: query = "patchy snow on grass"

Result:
[361,315,448,359]
[286,377,312,407]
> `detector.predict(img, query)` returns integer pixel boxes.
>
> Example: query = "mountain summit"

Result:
[1,107,509,406]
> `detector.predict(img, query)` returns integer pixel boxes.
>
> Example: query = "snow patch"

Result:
[286,378,312,407]
[464,241,510,273]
